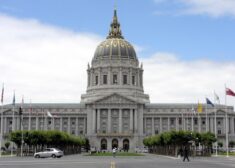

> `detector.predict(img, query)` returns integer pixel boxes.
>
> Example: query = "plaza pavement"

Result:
[0,153,234,168]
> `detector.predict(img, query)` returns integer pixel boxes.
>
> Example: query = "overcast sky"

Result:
[0,0,235,107]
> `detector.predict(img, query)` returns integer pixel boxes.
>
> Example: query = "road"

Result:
[0,154,234,168]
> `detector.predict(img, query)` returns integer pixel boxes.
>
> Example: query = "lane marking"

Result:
[111,161,116,168]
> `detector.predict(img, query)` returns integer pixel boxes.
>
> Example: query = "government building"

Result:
[1,10,235,151]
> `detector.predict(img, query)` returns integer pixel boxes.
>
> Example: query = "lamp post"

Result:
[19,107,23,157]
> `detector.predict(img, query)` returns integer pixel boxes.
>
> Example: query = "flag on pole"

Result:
[214,92,220,104]
[21,95,24,105]
[12,91,16,106]
[206,98,214,107]
[226,88,235,97]
[197,102,203,113]
[47,111,53,118]
[1,84,4,104]
[191,106,196,115]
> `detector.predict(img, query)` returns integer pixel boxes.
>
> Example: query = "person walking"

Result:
[112,147,116,158]
[183,146,190,162]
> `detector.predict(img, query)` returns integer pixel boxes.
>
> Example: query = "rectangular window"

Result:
[103,75,107,84]
[95,76,98,85]
[179,118,182,125]
[113,74,117,84]
[132,76,135,85]
[170,119,174,125]
[123,75,127,85]
[194,118,198,125]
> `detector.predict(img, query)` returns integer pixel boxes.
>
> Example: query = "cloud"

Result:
[0,13,234,108]
[180,0,235,17]
[0,13,102,103]
[154,0,235,18]
[142,52,235,106]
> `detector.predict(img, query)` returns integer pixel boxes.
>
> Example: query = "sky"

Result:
[0,0,235,107]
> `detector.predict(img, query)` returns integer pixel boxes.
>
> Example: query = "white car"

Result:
[34,148,63,158]
[229,148,235,152]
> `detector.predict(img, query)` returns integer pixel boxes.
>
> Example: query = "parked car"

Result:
[34,148,63,158]
[229,148,235,152]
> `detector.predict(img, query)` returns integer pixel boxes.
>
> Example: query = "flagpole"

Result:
[11,91,15,157]
[225,84,229,157]
[206,101,208,132]
[0,83,4,158]
[28,100,31,131]
[20,95,24,157]
[191,105,193,132]
[214,91,218,157]
[0,100,3,158]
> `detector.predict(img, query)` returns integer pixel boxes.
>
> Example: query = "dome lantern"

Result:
[107,9,124,39]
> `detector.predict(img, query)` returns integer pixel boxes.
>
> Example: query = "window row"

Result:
[94,74,137,85]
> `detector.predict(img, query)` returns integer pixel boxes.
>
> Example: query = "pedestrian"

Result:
[183,146,190,162]
[112,147,116,158]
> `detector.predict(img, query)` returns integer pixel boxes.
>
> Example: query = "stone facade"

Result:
[1,9,235,151]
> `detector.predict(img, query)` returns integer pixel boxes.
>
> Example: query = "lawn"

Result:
[86,152,144,156]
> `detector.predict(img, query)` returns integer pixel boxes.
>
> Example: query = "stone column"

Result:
[119,109,122,133]
[84,117,87,134]
[223,117,226,134]
[60,117,63,131]
[108,109,111,133]
[191,116,194,132]
[44,116,48,131]
[143,117,146,134]
[90,69,93,86]
[99,67,101,86]
[4,117,7,134]
[130,110,133,133]
[97,109,100,133]
[198,116,201,133]
[176,117,179,131]
[68,117,71,134]
[134,109,138,133]
[167,117,170,131]
[93,109,96,133]
[129,67,132,85]
[108,67,111,85]
[28,115,31,131]
[136,69,139,86]
[36,116,39,130]
[160,117,162,133]
[51,117,54,130]
[152,117,154,135]
[231,117,235,135]
[119,67,122,85]
[75,117,78,136]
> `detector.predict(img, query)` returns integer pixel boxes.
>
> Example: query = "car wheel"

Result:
[51,154,56,158]
[35,155,40,158]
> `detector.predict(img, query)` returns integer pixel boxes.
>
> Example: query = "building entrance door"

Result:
[123,139,129,152]
[112,139,118,149]
[101,139,107,150]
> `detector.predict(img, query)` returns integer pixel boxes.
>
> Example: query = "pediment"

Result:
[94,93,136,105]
[2,109,17,115]
[216,110,226,115]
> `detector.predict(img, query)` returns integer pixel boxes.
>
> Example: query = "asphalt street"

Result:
[0,154,234,168]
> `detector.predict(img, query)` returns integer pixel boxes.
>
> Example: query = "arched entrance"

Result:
[123,139,129,152]
[112,139,118,149]
[100,139,107,150]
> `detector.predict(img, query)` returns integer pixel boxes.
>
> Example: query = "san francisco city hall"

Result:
[1,10,235,151]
